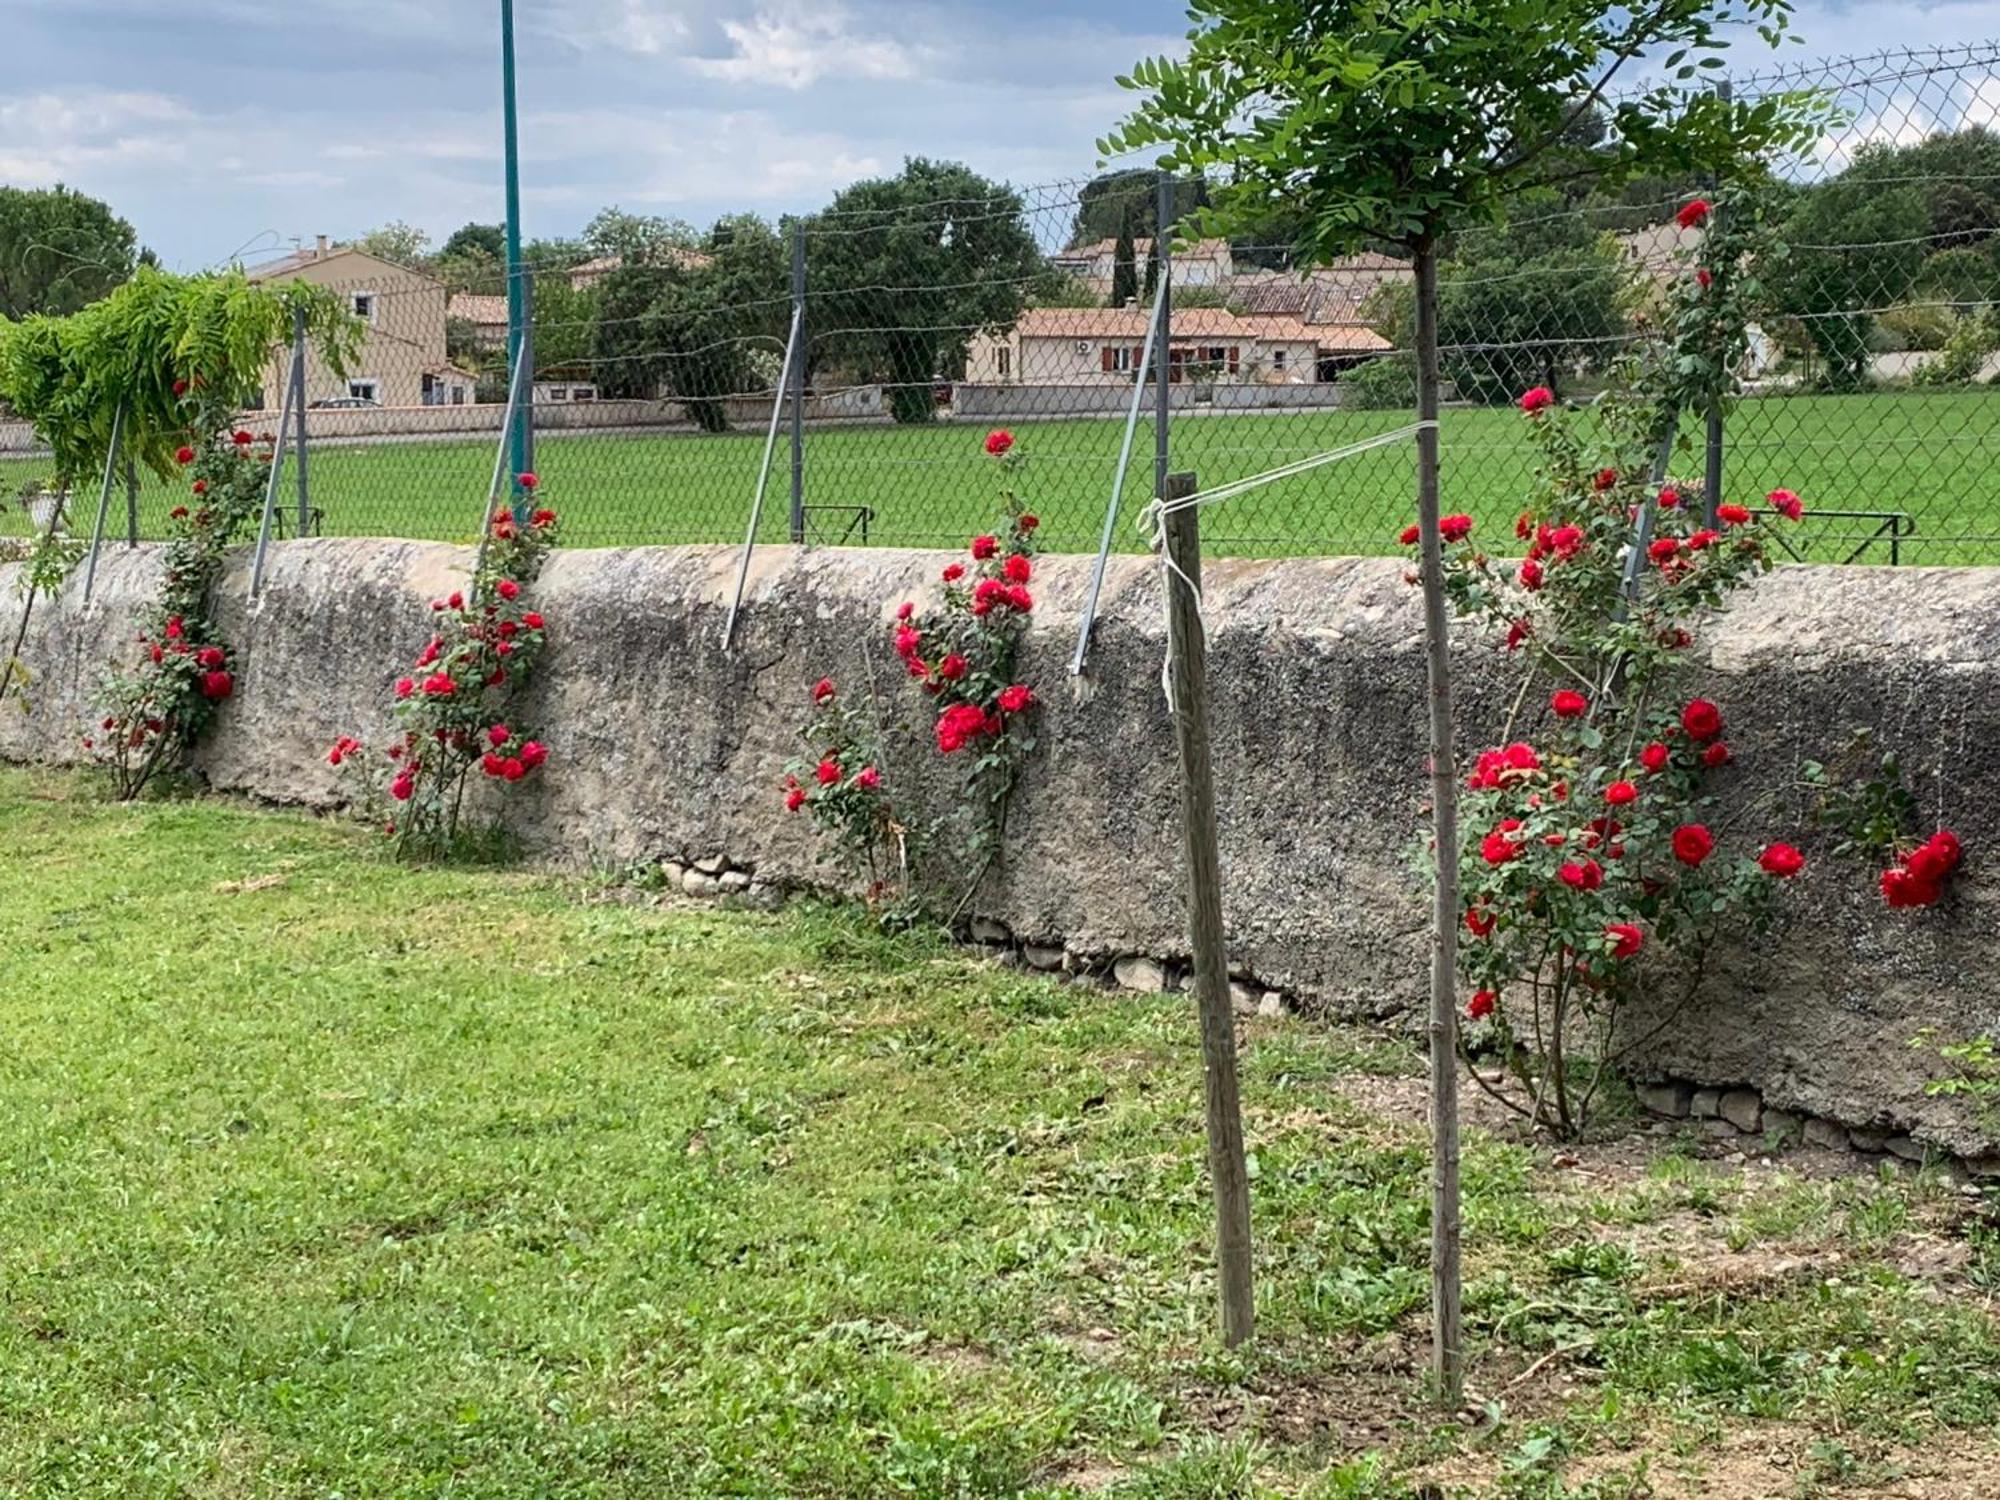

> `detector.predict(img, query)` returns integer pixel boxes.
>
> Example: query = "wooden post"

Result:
[1160,470,1255,1348]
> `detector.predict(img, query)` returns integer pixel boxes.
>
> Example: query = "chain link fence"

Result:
[7,42,2000,564]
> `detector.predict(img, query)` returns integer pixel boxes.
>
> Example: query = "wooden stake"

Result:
[1160,471,1255,1348]
[1413,235,1465,1407]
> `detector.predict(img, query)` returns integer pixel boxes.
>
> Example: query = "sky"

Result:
[5,0,2000,269]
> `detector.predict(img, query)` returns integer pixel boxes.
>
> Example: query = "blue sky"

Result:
[3,0,1997,268]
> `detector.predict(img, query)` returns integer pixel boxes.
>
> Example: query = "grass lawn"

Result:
[4,390,1998,565]
[0,767,1996,1497]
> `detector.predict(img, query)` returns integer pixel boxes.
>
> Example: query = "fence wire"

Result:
[7,42,2000,565]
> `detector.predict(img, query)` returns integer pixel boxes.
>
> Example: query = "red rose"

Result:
[1467,989,1497,1021]
[855,765,881,790]
[1559,859,1604,892]
[499,620,519,639]
[522,611,545,630]
[231,429,252,446]
[1398,523,1421,546]
[1696,267,1713,290]
[1549,525,1584,560]
[935,702,989,754]
[984,430,1014,457]
[1006,584,1033,613]
[1881,867,1940,909]
[519,472,538,490]
[496,579,520,601]
[390,775,414,802]
[192,480,209,496]
[1658,485,1681,509]
[481,752,505,778]
[174,445,195,465]
[1003,553,1032,584]
[395,677,414,699]
[1505,618,1532,652]
[1767,488,1803,521]
[1639,742,1670,774]
[971,535,999,560]
[488,724,511,748]
[1702,742,1732,768]
[1481,820,1524,865]
[196,646,226,669]
[1018,513,1039,531]
[1906,841,1954,885]
[942,563,966,583]
[521,741,547,769]
[895,626,922,659]
[170,505,189,520]
[997,684,1033,714]
[1519,386,1555,414]
[786,785,807,813]
[1687,528,1720,550]
[1518,558,1544,592]
[422,672,454,696]
[813,758,842,786]
[1439,514,1473,542]
[1593,468,1618,492]
[1680,699,1723,742]
[1758,842,1806,878]
[448,591,464,610]
[171,379,188,396]
[939,653,969,681]
[1677,198,1711,229]
[812,678,836,704]
[499,757,525,782]
[1927,830,1962,873]
[1671,823,1715,867]
[1605,922,1644,959]
[1605,780,1638,806]
[1504,742,1540,771]
[200,670,234,700]
[1648,538,1679,563]
[1551,689,1589,719]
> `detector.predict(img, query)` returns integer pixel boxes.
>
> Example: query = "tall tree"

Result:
[807,159,1047,424]
[351,221,432,268]
[440,222,507,261]
[0,185,139,319]
[591,214,787,429]
[1068,167,1209,248]
[1111,205,1141,308]
[1107,0,1814,1402]
[583,207,701,264]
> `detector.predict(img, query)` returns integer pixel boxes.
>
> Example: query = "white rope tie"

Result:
[1136,421,1438,713]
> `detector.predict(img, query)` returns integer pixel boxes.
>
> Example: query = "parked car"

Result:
[310,396,381,409]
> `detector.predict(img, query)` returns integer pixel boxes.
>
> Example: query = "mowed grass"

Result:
[1,766,1997,1497]
[5,389,1999,564]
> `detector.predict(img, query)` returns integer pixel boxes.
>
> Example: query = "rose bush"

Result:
[86,383,269,799]
[1409,368,1812,1135]
[332,482,557,857]
[786,431,1040,921]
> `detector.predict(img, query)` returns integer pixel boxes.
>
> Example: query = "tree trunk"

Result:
[1413,232,1464,1409]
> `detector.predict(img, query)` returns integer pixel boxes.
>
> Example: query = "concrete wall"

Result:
[2,540,1996,1155]
[953,382,1351,417]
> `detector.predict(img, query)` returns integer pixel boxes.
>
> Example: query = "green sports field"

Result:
[6,389,1998,564]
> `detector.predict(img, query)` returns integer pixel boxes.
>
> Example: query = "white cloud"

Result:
[690,4,919,89]
[0,89,195,182]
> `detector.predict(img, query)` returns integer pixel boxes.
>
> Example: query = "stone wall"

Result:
[3,540,1997,1155]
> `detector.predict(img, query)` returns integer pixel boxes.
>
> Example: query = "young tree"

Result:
[1110,204,1141,309]
[0,184,139,318]
[440,222,507,262]
[806,159,1047,424]
[1106,0,1813,1404]
[351,221,432,268]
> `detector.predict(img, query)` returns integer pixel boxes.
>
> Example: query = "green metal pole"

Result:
[501,0,531,517]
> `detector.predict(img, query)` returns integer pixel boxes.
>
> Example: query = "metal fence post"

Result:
[516,267,536,518]
[789,221,807,544]
[123,451,138,547]
[81,402,125,603]
[291,305,311,536]
[1155,174,1174,498]
[1703,79,1732,528]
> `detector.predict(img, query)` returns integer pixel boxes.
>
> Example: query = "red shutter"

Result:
[1227,346,1241,374]
[1101,345,1115,373]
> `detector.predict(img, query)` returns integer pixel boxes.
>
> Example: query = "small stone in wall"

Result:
[1023,944,1065,972]
[1802,1117,1850,1152]
[970,917,1012,946]
[661,860,687,887]
[1114,956,1166,993]
[1848,1127,1892,1153]
[716,871,751,894]
[1884,1135,1928,1163]
[1256,992,1284,1019]
[1690,1088,1723,1120]
[741,882,785,912]
[682,869,720,898]
[1637,1082,1693,1119]
[694,855,729,876]
[1761,1109,1803,1145]
[1719,1089,1763,1134]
